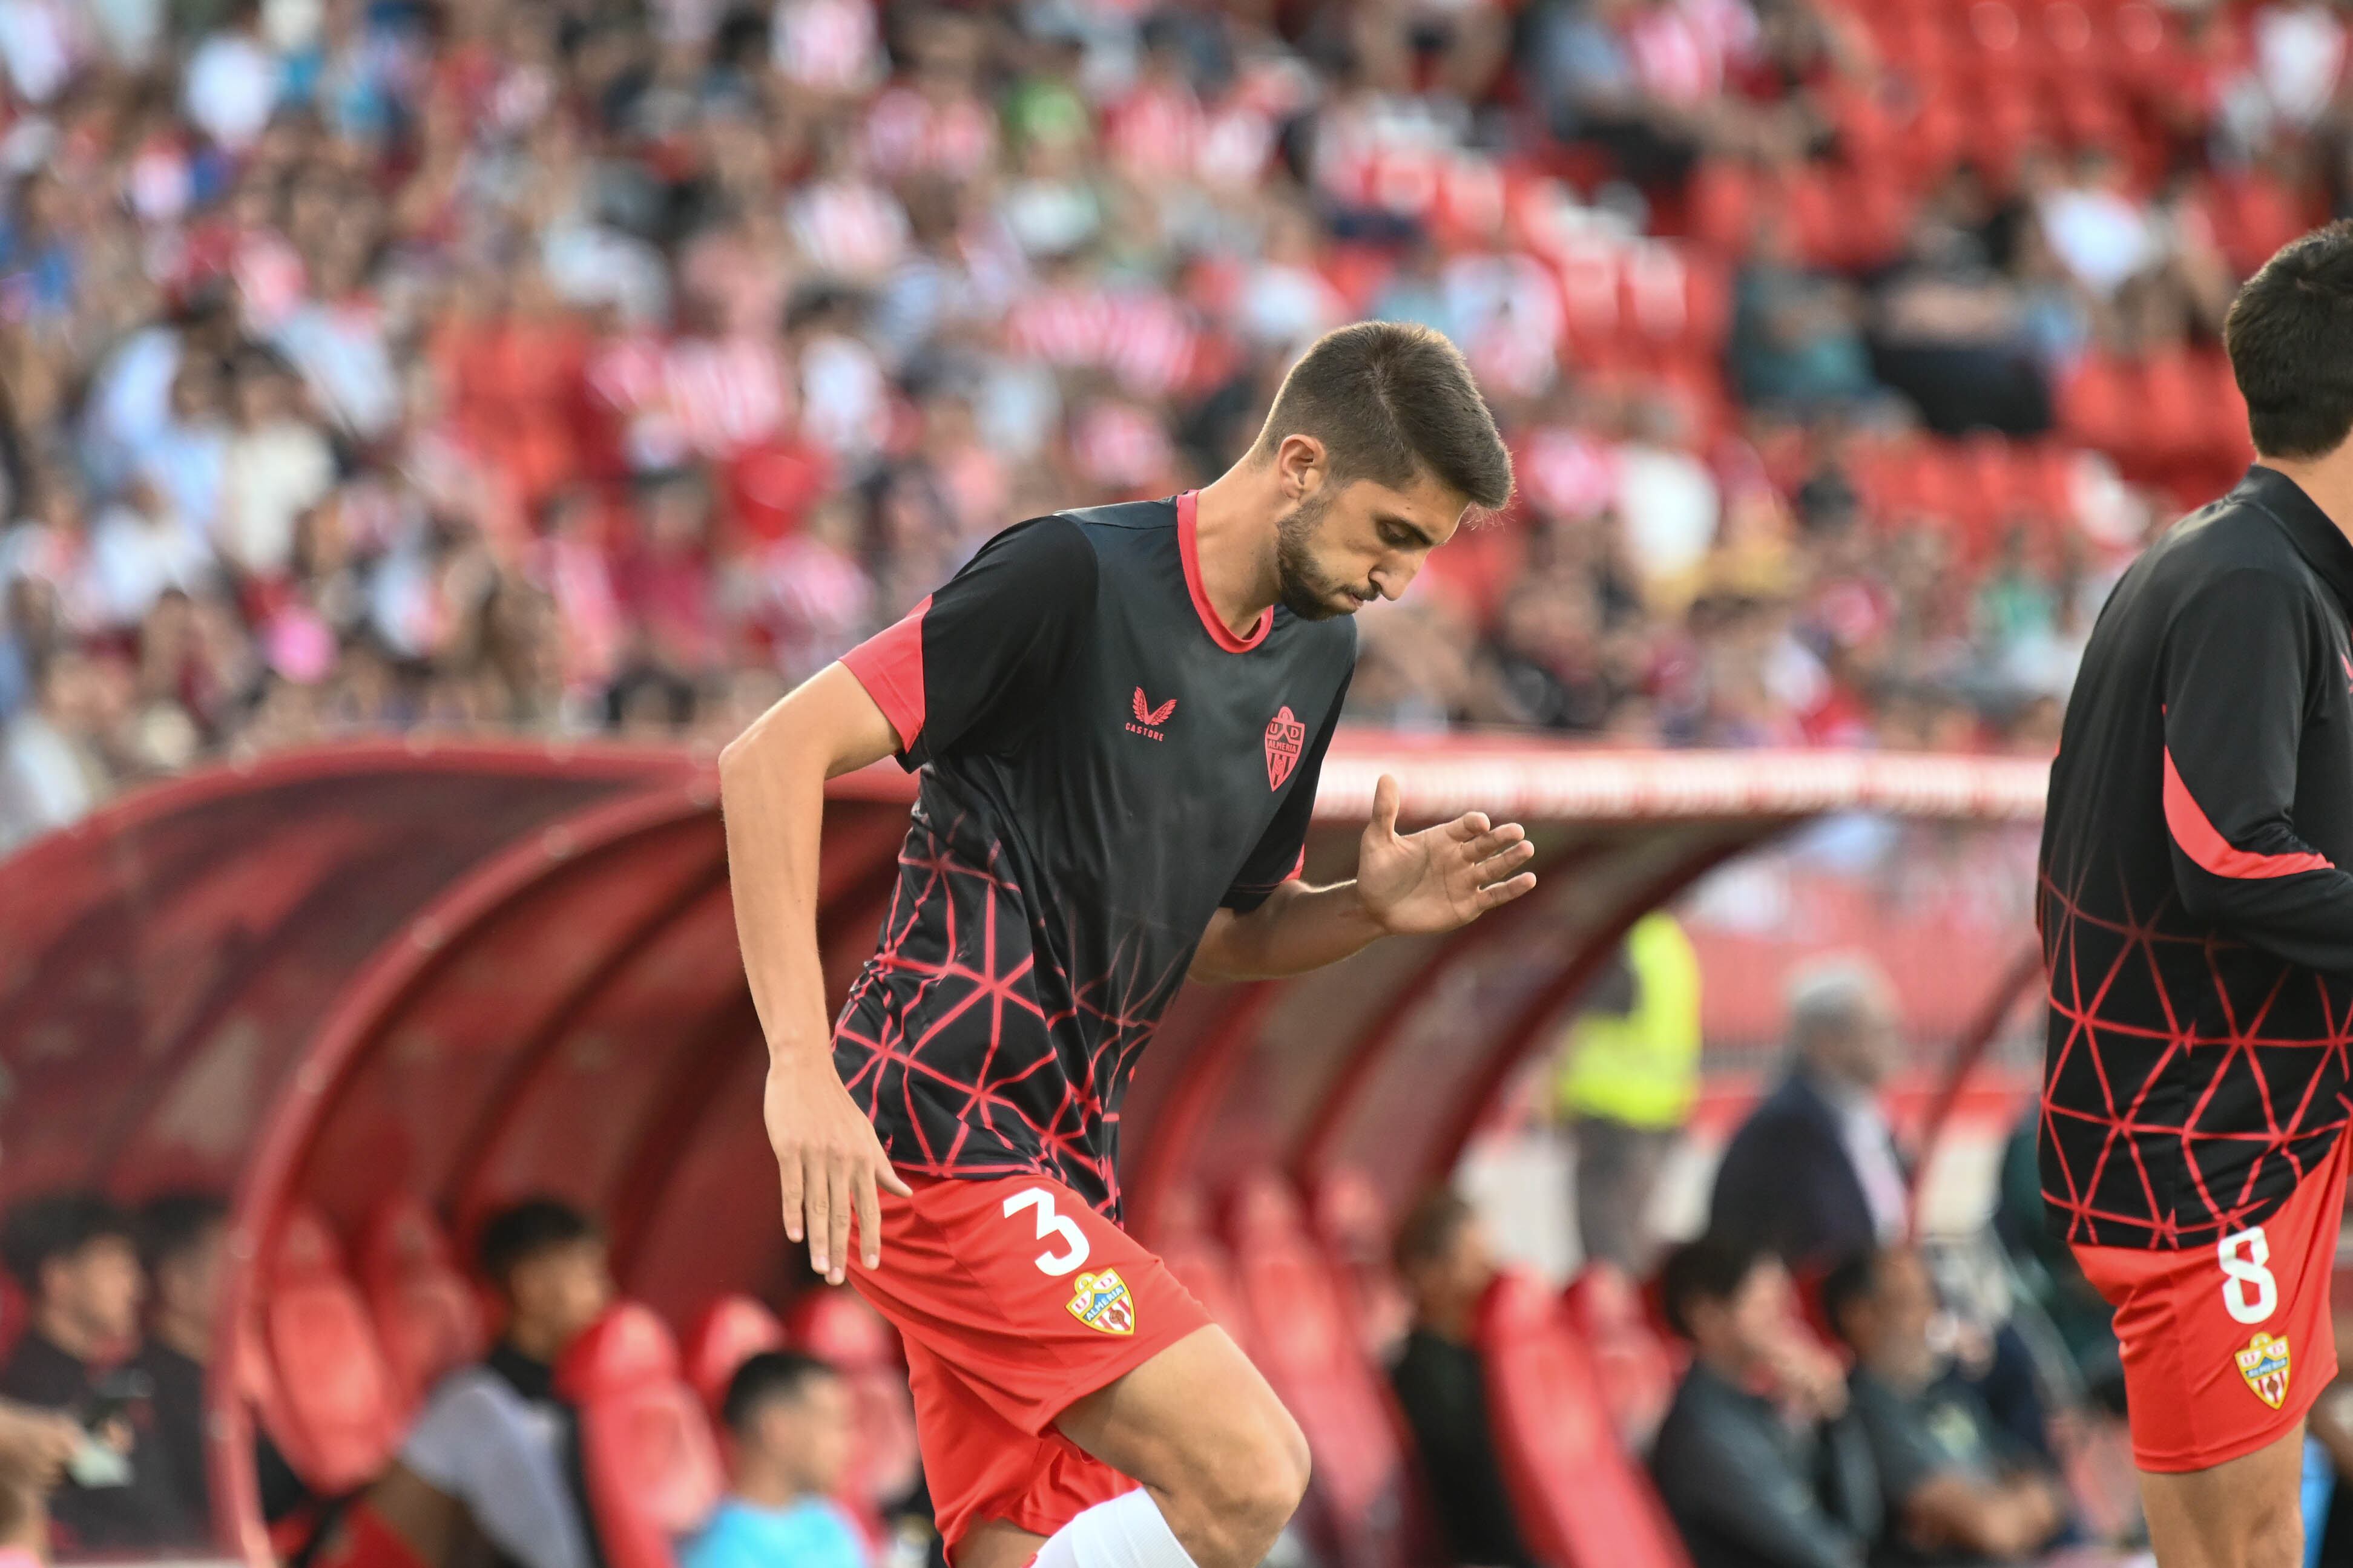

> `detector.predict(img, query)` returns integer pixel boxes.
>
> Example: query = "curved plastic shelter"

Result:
[0,737,2047,1560]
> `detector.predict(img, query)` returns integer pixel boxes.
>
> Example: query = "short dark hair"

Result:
[2225,222,2353,459]
[1392,1188,1475,1274]
[1818,1248,1883,1347]
[137,1192,228,1278]
[1658,1234,1766,1341]
[475,1198,601,1291]
[1,1192,136,1294]
[1255,323,1514,513]
[720,1350,839,1435]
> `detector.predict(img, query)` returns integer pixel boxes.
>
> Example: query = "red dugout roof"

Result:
[0,736,2048,1560]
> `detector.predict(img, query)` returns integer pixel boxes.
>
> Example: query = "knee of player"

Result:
[1203,1408,1310,1528]
[2246,1495,2305,1568]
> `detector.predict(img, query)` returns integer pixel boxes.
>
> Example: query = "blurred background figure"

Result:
[0,1193,189,1550]
[1822,1246,2070,1567]
[1709,957,1909,1273]
[1554,910,1702,1274]
[127,1193,225,1540]
[1650,1235,1878,1568]
[686,1351,866,1568]
[1387,1189,1538,1568]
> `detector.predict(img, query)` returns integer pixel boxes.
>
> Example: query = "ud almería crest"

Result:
[1067,1268,1137,1335]
[2237,1330,2292,1410]
[1265,705,1305,789]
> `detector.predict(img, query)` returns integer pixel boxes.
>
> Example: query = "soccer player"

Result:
[720,321,1533,1568]
[2040,222,2353,1568]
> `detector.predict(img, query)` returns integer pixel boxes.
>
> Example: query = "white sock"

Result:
[1030,1489,1201,1568]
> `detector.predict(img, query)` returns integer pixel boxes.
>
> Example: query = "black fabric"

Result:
[128,1340,208,1534]
[1649,1362,1881,1568]
[1707,1071,1893,1272]
[1387,1330,1539,1568]
[1847,1368,2056,1568]
[2041,464,2353,1250]
[836,497,1357,1218]
[0,1331,194,1550]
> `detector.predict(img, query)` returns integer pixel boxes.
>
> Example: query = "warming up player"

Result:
[2041,223,2353,1568]
[719,323,1533,1568]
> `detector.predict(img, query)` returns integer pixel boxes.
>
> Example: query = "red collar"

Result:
[1176,490,1269,652]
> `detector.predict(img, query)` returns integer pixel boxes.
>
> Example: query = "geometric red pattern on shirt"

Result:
[2039,859,2353,1250]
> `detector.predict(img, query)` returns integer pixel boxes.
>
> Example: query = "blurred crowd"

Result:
[1,0,2348,848]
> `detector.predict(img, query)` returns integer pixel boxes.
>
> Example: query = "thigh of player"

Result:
[851,1173,1303,1563]
[2074,1141,2352,1568]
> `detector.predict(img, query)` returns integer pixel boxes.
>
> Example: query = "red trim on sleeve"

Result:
[841,595,931,752]
[1285,848,1306,883]
[2162,746,2334,880]
[1176,491,1271,654]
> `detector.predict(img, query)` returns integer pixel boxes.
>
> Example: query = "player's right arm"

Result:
[718,663,912,1285]
[2159,565,2353,972]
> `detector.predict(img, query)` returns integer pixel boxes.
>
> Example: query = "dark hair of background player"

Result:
[2225,220,2353,460]
[720,1349,840,1437]
[0,1192,136,1293]
[1657,1232,1767,1340]
[1391,1187,1478,1275]
[1254,321,1515,513]
[474,1196,601,1293]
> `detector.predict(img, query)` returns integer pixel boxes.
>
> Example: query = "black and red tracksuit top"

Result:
[2041,464,2353,1251]
[832,494,1355,1221]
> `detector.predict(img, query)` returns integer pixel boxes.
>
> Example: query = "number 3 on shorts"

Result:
[2219,1226,2280,1324]
[1004,1187,1091,1277]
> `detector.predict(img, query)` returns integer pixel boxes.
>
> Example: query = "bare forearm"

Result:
[718,666,900,1061]
[1191,880,1386,982]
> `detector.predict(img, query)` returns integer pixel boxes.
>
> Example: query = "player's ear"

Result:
[1273,433,1328,501]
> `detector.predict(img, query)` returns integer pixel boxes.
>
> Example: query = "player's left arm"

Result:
[1190,772,1538,982]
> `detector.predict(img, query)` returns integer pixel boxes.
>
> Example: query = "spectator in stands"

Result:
[0,1191,193,1549]
[685,1351,866,1568]
[1709,957,1908,1271]
[1821,1247,2070,1566]
[354,1199,611,1568]
[1387,1190,1539,1568]
[1869,212,2053,437]
[1651,1235,1878,1568]
[127,1193,220,1535]
[1554,911,1702,1274]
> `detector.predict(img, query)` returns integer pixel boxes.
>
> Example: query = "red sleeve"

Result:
[841,595,929,752]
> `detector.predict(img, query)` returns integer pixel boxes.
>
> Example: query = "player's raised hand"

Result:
[1356,773,1538,935]
[765,1051,913,1285]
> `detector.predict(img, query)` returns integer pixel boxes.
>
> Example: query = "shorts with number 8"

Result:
[846,1172,1216,1557]
[2070,1129,2353,1471]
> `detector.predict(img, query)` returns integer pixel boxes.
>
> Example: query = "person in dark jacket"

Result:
[1709,959,1909,1273]
[1387,1189,1539,1568]
[1651,1234,1879,1568]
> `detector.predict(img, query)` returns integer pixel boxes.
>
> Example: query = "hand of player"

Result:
[765,1051,912,1285]
[0,1402,84,1488]
[1356,774,1538,936]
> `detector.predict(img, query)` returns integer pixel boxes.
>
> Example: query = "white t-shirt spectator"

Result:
[0,707,99,850]
[1616,441,1720,591]
[89,497,212,629]
[0,0,84,104]
[275,301,400,441]
[218,420,334,579]
[183,27,283,152]
[2037,182,2154,296]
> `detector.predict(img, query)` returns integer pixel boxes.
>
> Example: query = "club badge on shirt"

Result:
[2237,1330,2292,1409]
[1067,1268,1137,1336]
[1265,706,1305,789]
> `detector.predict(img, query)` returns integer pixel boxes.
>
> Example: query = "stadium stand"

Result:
[556,1304,725,1568]
[256,1207,402,1494]
[356,1196,486,1416]
[680,1294,787,1417]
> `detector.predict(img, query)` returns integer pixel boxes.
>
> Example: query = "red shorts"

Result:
[2072,1132,2352,1472]
[847,1172,1213,1559]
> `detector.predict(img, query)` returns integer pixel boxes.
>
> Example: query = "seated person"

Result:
[685,1351,866,1568]
[1821,1247,2069,1567]
[1386,1189,1539,1568]
[0,1191,193,1549]
[1650,1235,1880,1568]
[328,1198,612,1568]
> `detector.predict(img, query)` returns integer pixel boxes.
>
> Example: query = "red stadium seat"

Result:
[781,1288,917,1539]
[1309,1168,1411,1361]
[556,1304,724,1568]
[1148,1186,1258,1350]
[1560,1264,1678,1449]
[1475,1270,1691,1568]
[782,1284,898,1370]
[681,1294,786,1414]
[356,1196,485,1414]
[1227,1175,1418,1568]
[260,1206,403,1492]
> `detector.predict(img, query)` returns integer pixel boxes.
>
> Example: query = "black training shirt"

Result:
[834,494,1357,1218]
[2039,464,2353,1250]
